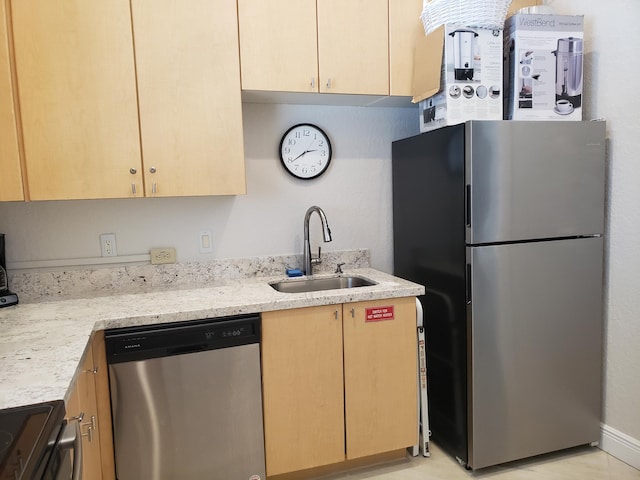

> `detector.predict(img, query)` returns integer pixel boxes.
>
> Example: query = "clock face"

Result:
[279,124,332,180]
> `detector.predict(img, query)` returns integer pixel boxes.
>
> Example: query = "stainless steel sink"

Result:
[269,275,377,294]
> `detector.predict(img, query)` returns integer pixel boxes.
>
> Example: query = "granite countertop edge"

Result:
[0,268,424,410]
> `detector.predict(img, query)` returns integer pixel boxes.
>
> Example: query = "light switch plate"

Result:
[199,230,213,253]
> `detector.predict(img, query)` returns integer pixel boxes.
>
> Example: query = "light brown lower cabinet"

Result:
[65,331,115,480]
[261,297,418,477]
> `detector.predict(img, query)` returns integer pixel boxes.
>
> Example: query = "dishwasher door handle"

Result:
[166,344,208,356]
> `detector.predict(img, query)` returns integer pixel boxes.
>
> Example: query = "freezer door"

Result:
[465,120,606,244]
[467,237,603,469]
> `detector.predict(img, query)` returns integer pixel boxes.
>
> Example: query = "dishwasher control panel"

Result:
[105,314,261,364]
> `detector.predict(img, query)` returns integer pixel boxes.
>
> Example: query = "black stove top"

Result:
[0,401,65,479]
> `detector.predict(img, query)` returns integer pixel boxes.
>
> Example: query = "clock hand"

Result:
[292,151,307,161]
[292,149,318,161]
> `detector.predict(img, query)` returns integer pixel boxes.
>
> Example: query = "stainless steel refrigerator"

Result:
[392,120,605,470]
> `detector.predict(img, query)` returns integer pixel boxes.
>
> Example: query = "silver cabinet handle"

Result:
[81,415,97,442]
[334,310,339,320]
[311,77,315,89]
[130,166,138,195]
[68,412,85,423]
[149,167,157,194]
[350,307,355,318]
[326,78,332,89]
[82,425,93,442]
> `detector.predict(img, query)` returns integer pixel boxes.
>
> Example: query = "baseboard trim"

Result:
[600,423,640,470]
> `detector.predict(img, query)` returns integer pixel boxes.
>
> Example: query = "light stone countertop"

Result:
[0,268,424,410]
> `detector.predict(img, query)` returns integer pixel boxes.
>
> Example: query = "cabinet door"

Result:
[343,297,418,459]
[262,305,345,476]
[91,331,116,480]
[238,0,318,92]
[66,343,103,480]
[0,1,23,201]
[11,0,143,200]
[132,0,246,196]
[389,0,424,96]
[317,0,389,95]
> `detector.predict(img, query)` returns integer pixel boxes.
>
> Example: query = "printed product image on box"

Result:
[504,14,584,120]
[414,24,503,133]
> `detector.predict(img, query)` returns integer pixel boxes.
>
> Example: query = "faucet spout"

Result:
[303,206,332,275]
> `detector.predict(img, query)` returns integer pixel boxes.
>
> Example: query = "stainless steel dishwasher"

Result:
[105,314,265,480]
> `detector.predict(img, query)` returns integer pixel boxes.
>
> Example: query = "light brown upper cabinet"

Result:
[238,0,389,95]
[238,0,318,93]
[131,0,246,197]
[9,0,245,201]
[389,0,425,96]
[0,1,24,201]
[317,0,389,95]
[11,0,143,200]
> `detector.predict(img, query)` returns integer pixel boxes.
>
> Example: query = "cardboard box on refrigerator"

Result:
[506,0,542,18]
[503,14,584,120]
[413,24,503,133]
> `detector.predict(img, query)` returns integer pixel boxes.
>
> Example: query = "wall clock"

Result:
[279,123,332,180]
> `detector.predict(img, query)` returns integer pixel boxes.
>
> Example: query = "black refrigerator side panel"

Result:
[392,124,468,463]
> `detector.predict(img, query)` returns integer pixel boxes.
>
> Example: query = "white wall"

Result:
[0,103,418,273]
[545,0,640,466]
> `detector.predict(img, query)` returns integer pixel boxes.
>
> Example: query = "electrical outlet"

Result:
[150,247,176,265]
[100,234,117,257]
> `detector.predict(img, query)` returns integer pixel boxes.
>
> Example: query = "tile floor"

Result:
[326,443,640,480]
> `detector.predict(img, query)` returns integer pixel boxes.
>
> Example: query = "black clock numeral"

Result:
[288,138,296,145]
[303,129,310,136]
[283,146,290,154]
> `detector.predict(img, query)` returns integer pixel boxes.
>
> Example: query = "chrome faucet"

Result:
[303,206,332,276]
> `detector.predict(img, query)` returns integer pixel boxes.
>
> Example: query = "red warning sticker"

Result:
[365,306,395,322]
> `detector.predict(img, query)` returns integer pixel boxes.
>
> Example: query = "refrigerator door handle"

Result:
[465,185,471,227]
[466,263,472,304]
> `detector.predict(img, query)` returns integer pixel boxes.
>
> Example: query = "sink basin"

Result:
[269,275,378,294]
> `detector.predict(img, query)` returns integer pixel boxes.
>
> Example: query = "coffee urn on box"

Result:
[553,37,583,108]
[449,28,479,81]
[0,234,19,307]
